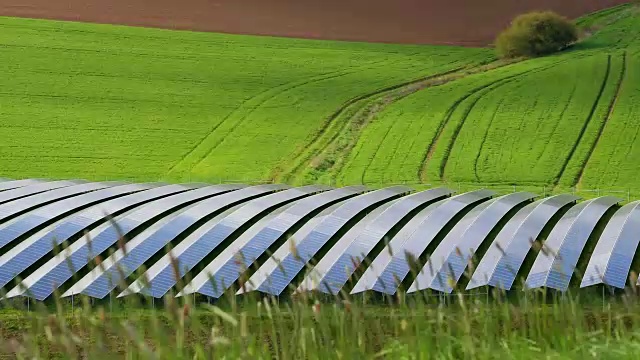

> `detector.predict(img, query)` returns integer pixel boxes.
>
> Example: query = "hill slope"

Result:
[0,0,629,45]
[322,4,640,191]
[0,4,639,194]
[0,16,489,181]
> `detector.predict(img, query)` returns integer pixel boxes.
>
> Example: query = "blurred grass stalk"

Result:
[1,231,640,359]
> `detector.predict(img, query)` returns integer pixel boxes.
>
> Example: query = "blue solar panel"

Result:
[467,194,579,290]
[180,186,365,298]
[121,185,322,298]
[407,192,536,293]
[6,184,237,300]
[0,184,234,291]
[0,183,147,252]
[64,185,282,299]
[238,186,412,296]
[0,180,80,207]
[525,196,620,292]
[350,190,495,295]
[581,201,640,289]
[297,188,454,295]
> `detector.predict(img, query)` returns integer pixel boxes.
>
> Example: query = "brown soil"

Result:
[0,0,630,46]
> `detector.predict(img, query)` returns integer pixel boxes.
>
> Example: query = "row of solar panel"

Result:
[0,179,636,301]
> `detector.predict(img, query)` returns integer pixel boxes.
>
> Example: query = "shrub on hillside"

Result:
[495,11,578,58]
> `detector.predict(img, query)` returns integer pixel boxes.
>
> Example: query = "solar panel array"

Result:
[0,179,638,300]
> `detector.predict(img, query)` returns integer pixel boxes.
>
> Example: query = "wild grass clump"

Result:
[2,218,640,359]
[2,239,640,359]
[496,11,579,58]
[3,286,640,359]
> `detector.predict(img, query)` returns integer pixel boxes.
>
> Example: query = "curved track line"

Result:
[575,52,628,188]
[417,77,512,182]
[276,63,466,183]
[554,55,613,187]
[472,97,507,182]
[359,113,399,184]
[189,71,356,169]
[437,79,516,180]
[163,69,352,178]
[530,84,578,172]
[418,59,573,182]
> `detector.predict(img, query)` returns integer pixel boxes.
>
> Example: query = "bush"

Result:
[495,11,579,58]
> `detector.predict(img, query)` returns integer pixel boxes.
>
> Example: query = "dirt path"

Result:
[0,0,629,45]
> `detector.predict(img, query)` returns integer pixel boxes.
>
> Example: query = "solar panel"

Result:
[351,189,495,295]
[63,204,247,299]
[179,186,365,298]
[525,196,620,292]
[120,185,322,298]
[0,181,118,228]
[0,183,148,252]
[297,188,454,295]
[238,186,412,296]
[0,179,42,192]
[5,184,224,300]
[0,180,81,207]
[581,201,640,288]
[64,184,282,299]
[467,194,579,290]
[241,198,397,298]
[407,192,536,293]
[0,184,238,291]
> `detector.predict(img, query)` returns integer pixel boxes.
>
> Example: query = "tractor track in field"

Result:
[163,69,354,179]
[554,54,614,188]
[436,80,515,181]
[417,74,524,182]
[421,59,575,183]
[279,58,539,185]
[166,56,402,180]
[472,97,507,182]
[575,52,628,188]
[273,63,467,184]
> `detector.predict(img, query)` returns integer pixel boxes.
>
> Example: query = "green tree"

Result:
[496,11,578,58]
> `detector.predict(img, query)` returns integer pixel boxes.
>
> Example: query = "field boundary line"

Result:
[554,54,613,188]
[575,52,628,188]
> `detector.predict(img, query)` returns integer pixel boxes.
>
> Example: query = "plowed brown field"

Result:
[0,0,630,45]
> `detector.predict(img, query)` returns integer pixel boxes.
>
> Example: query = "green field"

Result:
[1,5,640,193]
[332,5,640,191]
[0,17,489,182]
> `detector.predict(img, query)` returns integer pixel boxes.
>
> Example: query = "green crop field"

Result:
[0,17,489,182]
[3,5,640,359]
[330,5,640,192]
[1,4,640,194]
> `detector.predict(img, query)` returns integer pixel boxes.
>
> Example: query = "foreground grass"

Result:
[3,289,640,359]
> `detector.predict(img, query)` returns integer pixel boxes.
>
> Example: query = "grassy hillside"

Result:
[330,4,640,190]
[1,4,640,194]
[0,17,489,182]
